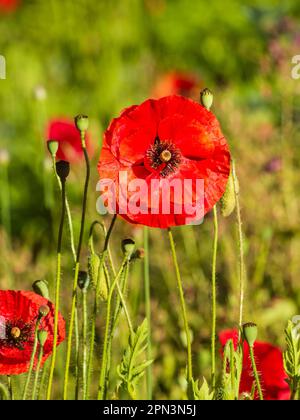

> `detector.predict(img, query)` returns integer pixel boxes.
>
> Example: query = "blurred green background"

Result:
[1,0,300,399]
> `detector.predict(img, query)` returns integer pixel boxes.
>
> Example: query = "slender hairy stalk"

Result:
[52,156,76,261]
[46,178,66,399]
[232,161,246,336]
[32,346,44,400]
[82,287,88,400]
[144,226,152,400]
[86,216,117,399]
[51,157,79,398]
[86,253,106,400]
[22,318,41,400]
[97,257,128,400]
[109,263,133,334]
[7,376,13,400]
[249,346,263,400]
[167,228,193,384]
[211,205,218,390]
[63,134,90,400]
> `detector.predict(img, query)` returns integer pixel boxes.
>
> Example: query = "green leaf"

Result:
[117,319,153,400]
[190,377,214,400]
[283,319,300,397]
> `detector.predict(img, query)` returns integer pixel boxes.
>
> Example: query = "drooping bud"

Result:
[39,305,50,318]
[78,271,90,292]
[74,114,89,132]
[47,140,59,157]
[121,238,136,258]
[32,279,49,300]
[88,253,100,287]
[56,160,70,181]
[243,322,258,347]
[38,330,48,347]
[200,88,213,111]
[220,168,236,217]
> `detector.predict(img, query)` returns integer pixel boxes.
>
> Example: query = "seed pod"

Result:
[39,305,50,318]
[47,140,59,157]
[75,114,89,132]
[32,280,49,300]
[200,88,213,111]
[243,322,258,347]
[38,330,48,347]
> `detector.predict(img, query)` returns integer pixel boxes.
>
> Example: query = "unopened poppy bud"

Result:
[56,160,70,181]
[38,330,48,346]
[78,271,90,291]
[220,169,235,217]
[39,305,50,318]
[200,88,213,111]
[32,279,49,300]
[88,254,100,287]
[75,114,89,132]
[243,322,258,347]
[47,140,59,157]
[121,238,136,258]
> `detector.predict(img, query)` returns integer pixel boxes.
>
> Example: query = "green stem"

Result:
[167,228,193,384]
[46,178,66,400]
[0,383,9,400]
[82,288,88,400]
[86,252,106,400]
[249,345,264,400]
[232,161,246,337]
[32,346,44,400]
[211,206,218,390]
[22,317,41,400]
[7,376,13,400]
[63,262,80,400]
[144,226,152,400]
[97,257,128,400]
[86,216,117,399]
[63,135,90,400]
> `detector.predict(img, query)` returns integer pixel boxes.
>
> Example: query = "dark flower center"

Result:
[0,320,34,351]
[145,137,182,178]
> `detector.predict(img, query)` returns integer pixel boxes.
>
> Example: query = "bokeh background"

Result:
[1,0,300,399]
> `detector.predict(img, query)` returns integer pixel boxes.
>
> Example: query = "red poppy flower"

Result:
[0,290,65,375]
[97,95,230,228]
[47,118,93,163]
[219,329,290,400]
[0,0,19,13]
[152,72,201,99]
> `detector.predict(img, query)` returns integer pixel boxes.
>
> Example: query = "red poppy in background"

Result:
[98,95,230,228]
[0,0,19,13]
[47,119,93,163]
[219,329,290,400]
[0,290,65,375]
[152,72,201,99]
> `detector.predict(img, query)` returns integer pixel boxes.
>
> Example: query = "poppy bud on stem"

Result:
[200,88,213,111]
[242,322,264,400]
[47,140,59,158]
